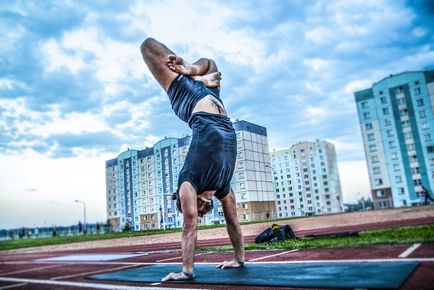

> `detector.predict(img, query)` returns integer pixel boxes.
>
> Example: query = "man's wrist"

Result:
[234,256,245,267]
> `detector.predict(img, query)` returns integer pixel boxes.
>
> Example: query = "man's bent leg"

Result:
[140,38,178,91]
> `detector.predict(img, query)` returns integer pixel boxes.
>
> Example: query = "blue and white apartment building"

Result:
[355,69,434,208]
[270,141,343,217]
[106,120,275,231]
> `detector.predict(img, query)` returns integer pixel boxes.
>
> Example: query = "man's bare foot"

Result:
[192,72,222,88]
[166,54,195,75]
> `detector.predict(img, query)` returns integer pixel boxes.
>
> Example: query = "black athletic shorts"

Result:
[178,112,237,200]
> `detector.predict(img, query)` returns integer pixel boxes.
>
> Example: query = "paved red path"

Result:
[0,218,433,289]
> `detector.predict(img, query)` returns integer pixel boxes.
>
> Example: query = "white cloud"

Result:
[344,79,373,94]
[305,106,328,118]
[0,78,29,91]
[338,160,371,203]
[129,0,264,68]
[412,27,427,38]
[0,98,109,138]
[305,27,332,45]
[40,26,146,98]
[41,39,87,74]
[304,58,329,72]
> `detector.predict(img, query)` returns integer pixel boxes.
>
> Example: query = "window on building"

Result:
[363,112,370,120]
[376,190,384,197]
[361,101,368,109]
[382,108,389,115]
[416,99,424,106]
[380,96,387,104]
[385,119,392,126]
[427,146,434,154]
[413,179,422,186]
[374,178,383,186]
[410,155,417,162]
[371,156,379,163]
[397,98,406,105]
[387,130,394,137]
[424,134,432,142]
[369,144,377,152]
[419,110,427,118]
[414,87,421,95]
[373,167,381,175]
[367,133,375,141]
[395,176,402,183]
[365,123,373,130]
[404,132,413,140]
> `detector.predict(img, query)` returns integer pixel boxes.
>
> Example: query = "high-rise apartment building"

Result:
[270,141,343,218]
[355,69,434,208]
[106,120,275,231]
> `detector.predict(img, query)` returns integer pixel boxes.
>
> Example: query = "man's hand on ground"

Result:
[216,259,243,269]
[161,271,195,282]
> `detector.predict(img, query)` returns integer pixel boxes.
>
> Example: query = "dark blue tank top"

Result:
[167,75,221,125]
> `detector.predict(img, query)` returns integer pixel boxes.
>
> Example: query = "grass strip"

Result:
[0,228,178,251]
[198,224,434,252]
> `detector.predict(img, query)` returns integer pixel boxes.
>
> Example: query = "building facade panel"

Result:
[270,140,343,218]
[355,70,434,208]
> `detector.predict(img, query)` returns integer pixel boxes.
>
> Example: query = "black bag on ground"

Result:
[283,224,295,239]
[255,224,295,243]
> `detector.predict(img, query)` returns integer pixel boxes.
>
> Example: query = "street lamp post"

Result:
[357,192,365,211]
[74,200,86,231]
[265,164,276,219]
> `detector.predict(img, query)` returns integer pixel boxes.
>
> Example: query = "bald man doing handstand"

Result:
[140,38,245,282]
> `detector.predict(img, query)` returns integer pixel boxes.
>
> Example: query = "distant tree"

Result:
[8,229,14,240]
[78,221,83,234]
[96,222,101,234]
[105,219,112,233]
[122,222,131,232]
[18,228,25,239]
[52,228,58,237]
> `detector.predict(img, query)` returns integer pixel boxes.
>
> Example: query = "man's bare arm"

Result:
[217,188,245,268]
[162,182,198,281]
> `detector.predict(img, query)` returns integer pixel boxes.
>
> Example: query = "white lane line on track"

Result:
[151,282,162,286]
[0,283,28,289]
[398,243,421,258]
[3,257,434,266]
[0,264,59,276]
[50,264,138,280]
[248,249,300,262]
[0,277,197,290]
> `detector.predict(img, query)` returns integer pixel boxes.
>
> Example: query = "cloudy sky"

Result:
[1,0,433,229]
